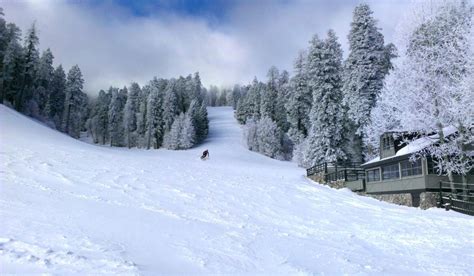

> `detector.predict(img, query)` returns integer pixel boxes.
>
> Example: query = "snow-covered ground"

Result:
[0,104,473,275]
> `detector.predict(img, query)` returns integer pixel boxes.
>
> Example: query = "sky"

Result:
[1,0,412,95]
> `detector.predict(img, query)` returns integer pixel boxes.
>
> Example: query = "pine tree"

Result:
[136,84,150,147]
[342,3,394,162]
[231,84,242,110]
[286,51,312,137]
[163,114,183,150]
[108,87,127,147]
[179,112,196,149]
[37,49,54,116]
[1,29,23,105]
[62,65,86,138]
[45,65,66,129]
[275,69,289,132]
[124,82,140,148]
[304,31,347,165]
[162,79,179,131]
[89,89,110,144]
[244,118,259,151]
[145,84,165,149]
[256,117,284,160]
[18,23,40,113]
[260,67,279,120]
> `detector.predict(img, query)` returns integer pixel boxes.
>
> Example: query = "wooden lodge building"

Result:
[308,126,474,209]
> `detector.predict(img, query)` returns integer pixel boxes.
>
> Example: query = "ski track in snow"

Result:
[0,105,473,274]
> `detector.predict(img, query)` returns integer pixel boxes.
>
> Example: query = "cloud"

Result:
[1,0,411,95]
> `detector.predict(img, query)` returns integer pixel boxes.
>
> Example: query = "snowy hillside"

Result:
[0,104,473,274]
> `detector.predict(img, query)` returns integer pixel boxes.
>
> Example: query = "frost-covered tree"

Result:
[236,78,264,124]
[108,87,126,146]
[179,112,196,149]
[342,3,395,162]
[0,7,7,77]
[1,25,23,105]
[286,51,312,137]
[162,80,179,131]
[36,49,54,116]
[275,69,289,132]
[256,117,284,160]
[304,31,347,166]
[18,23,40,113]
[124,82,140,148]
[163,114,183,150]
[231,84,242,110]
[45,65,66,128]
[62,65,87,138]
[260,66,279,120]
[367,1,473,184]
[87,89,110,144]
[243,118,259,152]
[145,84,164,149]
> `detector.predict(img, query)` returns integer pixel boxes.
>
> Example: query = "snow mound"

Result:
[1,105,473,274]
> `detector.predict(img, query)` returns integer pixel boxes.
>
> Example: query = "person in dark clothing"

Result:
[201,149,209,160]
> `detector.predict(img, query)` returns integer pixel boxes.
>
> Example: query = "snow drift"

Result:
[0,105,472,274]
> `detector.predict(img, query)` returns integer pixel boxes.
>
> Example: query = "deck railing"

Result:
[438,181,474,216]
[307,161,365,183]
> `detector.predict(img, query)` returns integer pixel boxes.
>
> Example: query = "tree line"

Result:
[86,74,208,150]
[0,7,209,150]
[0,8,88,138]
[233,4,394,166]
[366,1,473,182]
[233,1,473,180]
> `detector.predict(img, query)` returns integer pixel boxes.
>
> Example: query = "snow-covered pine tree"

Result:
[192,72,204,102]
[342,3,394,162]
[108,87,126,147]
[260,66,279,120]
[246,78,264,120]
[87,89,110,144]
[275,69,289,132]
[18,23,40,114]
[62,65,86,138]
[124,82,140,148]
[216,89,227,106]
[197,101,209,141]
[187,99,201,143]
[0,7,6,80]
[136,83,150,148]
[231,84,242,110]
[163,114,183,150]
[179,111,196,149]
[304,31,347,166]
[256,116,284,160]
[44,65,66,129]
[36,48,54,118]
[1,24,23,106]
[145,81,166,149]
[286,50,312,138]
[243,118,259,152]
[162,79,179,132]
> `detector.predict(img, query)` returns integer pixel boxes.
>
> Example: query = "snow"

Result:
[396,125,458,157]
[364,126,459,166]
[1,104,473,274]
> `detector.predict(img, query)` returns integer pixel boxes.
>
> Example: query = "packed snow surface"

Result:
[1,105,473,274]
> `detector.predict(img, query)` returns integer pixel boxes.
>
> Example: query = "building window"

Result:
[367,169,380,182]
[400,159,422,177]
[382,163,400,180]
[382,136,393,150]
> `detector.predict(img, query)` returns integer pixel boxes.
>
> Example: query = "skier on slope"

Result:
[201,149,209,160]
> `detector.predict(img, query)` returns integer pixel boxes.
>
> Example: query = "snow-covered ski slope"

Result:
[1,105,473,275]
